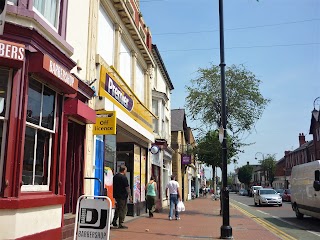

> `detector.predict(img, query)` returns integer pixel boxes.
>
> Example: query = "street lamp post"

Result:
[218,0,232,238]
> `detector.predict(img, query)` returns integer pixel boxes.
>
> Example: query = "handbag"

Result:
[177,201,185,212]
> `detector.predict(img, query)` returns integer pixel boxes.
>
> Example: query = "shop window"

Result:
[0,69,12,193]
[33,0,60,29]
[22,78,56,191]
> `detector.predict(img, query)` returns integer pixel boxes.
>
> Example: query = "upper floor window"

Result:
[33,0,60,28]
[7,0,18,5]
[98,5,114,66]
[136,64,145,103]
[152,99,158,133]
[22,77,56,191]
[119,40,132,87]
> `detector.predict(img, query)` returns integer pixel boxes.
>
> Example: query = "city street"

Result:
[110,195,297,240]
[230,192,320,240]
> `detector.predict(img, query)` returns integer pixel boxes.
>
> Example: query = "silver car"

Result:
[254,189,282,207]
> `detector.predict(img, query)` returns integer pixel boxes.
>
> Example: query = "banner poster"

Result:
[140,148,146,202]
[133,145,141,203]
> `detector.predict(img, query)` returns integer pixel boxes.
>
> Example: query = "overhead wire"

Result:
[153,18,320,35]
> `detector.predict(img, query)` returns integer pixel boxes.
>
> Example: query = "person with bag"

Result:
[166,175,181,220]
[146,176,157,217]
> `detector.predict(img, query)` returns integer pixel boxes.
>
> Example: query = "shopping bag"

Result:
[177,201,185,212]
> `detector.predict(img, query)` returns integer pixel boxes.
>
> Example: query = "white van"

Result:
[290,160,320,219]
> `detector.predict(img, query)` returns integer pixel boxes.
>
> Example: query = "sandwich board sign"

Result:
[74,195,112,240]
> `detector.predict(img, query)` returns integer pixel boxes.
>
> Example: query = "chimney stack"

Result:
[284,151,291,156]
[299,133,306,146]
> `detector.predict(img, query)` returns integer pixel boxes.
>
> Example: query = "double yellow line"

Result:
[231,203,296,240]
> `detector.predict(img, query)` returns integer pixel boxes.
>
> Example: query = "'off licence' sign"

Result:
[93,111,116,135]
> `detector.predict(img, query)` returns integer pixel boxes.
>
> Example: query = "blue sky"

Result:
[140,0,320,174]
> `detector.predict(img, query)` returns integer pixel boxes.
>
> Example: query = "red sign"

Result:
[0,39,24,61]
[43,55,78,90]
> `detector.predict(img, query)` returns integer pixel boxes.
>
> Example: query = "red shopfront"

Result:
[0,34,95,239]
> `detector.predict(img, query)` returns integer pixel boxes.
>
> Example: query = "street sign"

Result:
[74,195,112,240]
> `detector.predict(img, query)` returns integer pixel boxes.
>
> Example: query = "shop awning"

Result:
[64,99,96,124]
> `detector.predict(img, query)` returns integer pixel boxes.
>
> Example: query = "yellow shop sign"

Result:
[93,111,116,135]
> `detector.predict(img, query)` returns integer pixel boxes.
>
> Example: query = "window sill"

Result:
[0,194,64,209]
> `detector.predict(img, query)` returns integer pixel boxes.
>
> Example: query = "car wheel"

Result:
[254,201,257,206]
[294,205,304,219]
[279,204,282,207]
[259,200,261,206]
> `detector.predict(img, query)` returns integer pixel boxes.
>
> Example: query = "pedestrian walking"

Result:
[112,165,133,229]
[166,175,181,220]
[146,176,157,217]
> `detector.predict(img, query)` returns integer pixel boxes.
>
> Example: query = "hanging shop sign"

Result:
[93,111,116,135]
[181,154,191,165]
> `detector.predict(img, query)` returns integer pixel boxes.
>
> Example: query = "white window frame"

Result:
[98,4,115,66]
[119,40,132,87]
[0,68,12,192]
[152,99,159,133]
[33,0,61,30]
[21,80,57,192]
[135,63,145,103]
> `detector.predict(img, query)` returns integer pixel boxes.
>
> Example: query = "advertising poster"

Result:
[133,145,141,203]
[140,148,146,202]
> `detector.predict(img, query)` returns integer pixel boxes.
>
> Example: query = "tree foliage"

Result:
[195,130,238,169]
[259,154,277,187]
[238,165,253,187]
[185,64,270,142]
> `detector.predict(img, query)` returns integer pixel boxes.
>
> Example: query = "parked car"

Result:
[238,189,248,196]
[275,189,284,198]
[254,188,282,207]
[249,185,263,197]
[282,189,291,202]
[291,160,320,219]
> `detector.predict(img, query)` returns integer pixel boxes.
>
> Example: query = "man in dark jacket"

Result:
[112,165,132,229]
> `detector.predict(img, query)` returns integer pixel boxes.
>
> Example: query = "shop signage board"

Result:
[73,195,112,240]
[93,111,116,135]
[181,154,191,165]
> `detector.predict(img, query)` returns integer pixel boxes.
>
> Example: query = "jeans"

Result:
[169,194,179,218]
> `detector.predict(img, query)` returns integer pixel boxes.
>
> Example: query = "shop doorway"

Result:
[64,121,85,214]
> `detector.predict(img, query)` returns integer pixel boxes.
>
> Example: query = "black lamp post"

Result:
[218,0,232,238]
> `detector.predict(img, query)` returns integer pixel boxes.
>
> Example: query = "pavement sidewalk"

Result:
[109,196,283,240]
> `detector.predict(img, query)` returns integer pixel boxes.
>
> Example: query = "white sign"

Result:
[74,196,112,240]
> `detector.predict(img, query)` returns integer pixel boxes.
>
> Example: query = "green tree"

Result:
[195,130,238,169]
[185,64,270,153]
[238,164,253,187]
[259,154,277,187]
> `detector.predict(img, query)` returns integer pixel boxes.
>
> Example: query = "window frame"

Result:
[32,0,61,30]
[21,78,57,192]
[0,68,13,193]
